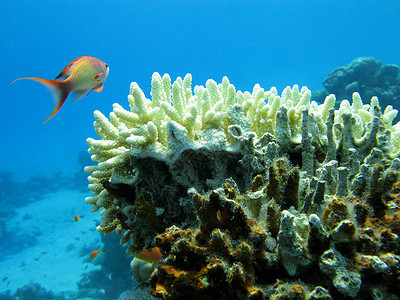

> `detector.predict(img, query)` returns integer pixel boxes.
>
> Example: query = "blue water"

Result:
[1,0,400,181]
[0,0,400,298]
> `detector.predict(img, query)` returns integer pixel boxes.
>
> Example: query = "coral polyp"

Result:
[85,73,400,298]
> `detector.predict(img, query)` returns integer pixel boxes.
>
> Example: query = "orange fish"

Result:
[216,209,228,222]
[11,55,109,123]
[90,248,104,260]
[134,247,163,263]
[73,213,81,222]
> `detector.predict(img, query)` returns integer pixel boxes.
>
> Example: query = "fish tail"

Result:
[11,77,71,123]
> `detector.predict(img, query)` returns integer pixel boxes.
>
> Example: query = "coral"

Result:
[130,257,156,283]
[313,57,400,120]
[85,73,400,298]
[76,232,134,299]
[150,189,268,300]
[277,210,311,276]
[14,283,64,300]
[118,283,157,300]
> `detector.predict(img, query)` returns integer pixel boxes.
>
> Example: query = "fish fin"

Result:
[55,70,68,80]
[93,83,104,92]
[54,56,87,80]
[42,91,69,124]
[70,89,89,103]
[55,63,73,80]
[85,83,103,97]
[11,77,71,123]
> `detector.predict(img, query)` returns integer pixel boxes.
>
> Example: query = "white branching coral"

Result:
[88,73,400,160]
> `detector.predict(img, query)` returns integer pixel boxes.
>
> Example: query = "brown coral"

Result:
[322,197,349,229]
[149,176,400,299]
[150,189,267,300]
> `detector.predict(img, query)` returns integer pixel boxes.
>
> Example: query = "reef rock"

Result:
[314,57,400,116]
[85,73,400,299]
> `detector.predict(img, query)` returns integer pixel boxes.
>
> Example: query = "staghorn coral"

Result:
[85,73,400,298]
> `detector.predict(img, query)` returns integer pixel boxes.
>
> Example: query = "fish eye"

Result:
[105,64,108,68]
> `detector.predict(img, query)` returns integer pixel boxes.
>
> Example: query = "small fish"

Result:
[73,213,81,222]
[216,209,228,222]
[90,248,104,260]
[11,55,109,123]
[134,247,163,263]
[97,289,106,295]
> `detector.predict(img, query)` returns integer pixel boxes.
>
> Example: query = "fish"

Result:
[97,289,106,295]
[73,213,81,222]
[216,209,228,222]
[11,55,109,123]
[90,248,104,260]
[134,247,163,263]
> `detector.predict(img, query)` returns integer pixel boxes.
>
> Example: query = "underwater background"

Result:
[1,1,400,299]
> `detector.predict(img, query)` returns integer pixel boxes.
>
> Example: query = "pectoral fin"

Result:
[93,83,104,92]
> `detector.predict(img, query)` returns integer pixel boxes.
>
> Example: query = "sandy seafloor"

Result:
[0,189,105,298]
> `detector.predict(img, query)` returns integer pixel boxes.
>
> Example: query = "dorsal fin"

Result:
[54,56,88,80]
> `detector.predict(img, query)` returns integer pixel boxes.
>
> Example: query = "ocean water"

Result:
[0,1,399,299]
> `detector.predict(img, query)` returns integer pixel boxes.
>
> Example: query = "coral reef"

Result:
[150,165,400,299]
[131,257,157,283]
[118,283,157,300]
[13,283,64,300]
[313,57,400,117]
[85,73,400,298]
[76,232,133,299]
